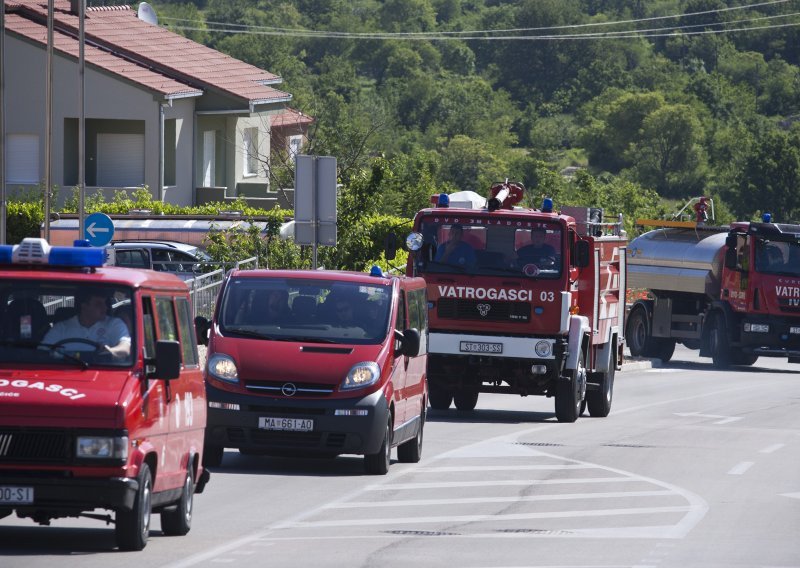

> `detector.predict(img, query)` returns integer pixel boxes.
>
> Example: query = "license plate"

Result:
[258,417,314,432]
[0,486,34,505]
[460,341,503,354]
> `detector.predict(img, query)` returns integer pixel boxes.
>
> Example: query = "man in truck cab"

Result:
[516,227,557,267]
[42,288,131,361]
[434,223,476,267]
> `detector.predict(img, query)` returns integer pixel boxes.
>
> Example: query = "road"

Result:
[2,345,799,567]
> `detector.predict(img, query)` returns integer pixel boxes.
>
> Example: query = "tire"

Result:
[709,314,732,368]
[364,418,392,475]
[161,467,194,536]
[397,404,425,463]
[555,350,585,423]
[655,339,676,362]
[203,445,224,468]
[428,386,453,410]
[731,351,758,366]
[587,351,615,418]
[626,308,650,357]
[453,390,479,411]
[116,463,152,551]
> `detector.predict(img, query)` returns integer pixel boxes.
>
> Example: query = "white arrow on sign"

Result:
[674,412,742,425]
[86,222,110,239]
[781,493,800,500]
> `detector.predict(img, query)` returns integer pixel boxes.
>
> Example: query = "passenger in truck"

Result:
[434,224,476,267]
[43,289,131,360]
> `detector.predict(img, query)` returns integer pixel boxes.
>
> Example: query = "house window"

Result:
[203,130,216,187]
[243,127,259,177]
[6,134,39,183]
[97,133,145,187]
[289,135,303,158]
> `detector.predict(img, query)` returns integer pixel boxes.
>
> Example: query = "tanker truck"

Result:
[626,209,800,367]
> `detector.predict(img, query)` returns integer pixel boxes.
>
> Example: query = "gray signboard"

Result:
[294,155,337,246]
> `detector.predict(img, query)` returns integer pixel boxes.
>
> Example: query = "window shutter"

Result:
[97,133,145,187]
[6,134,40,183]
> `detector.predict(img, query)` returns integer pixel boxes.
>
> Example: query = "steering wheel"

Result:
[50,338,104,353]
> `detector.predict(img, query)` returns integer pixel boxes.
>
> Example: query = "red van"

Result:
[196,268,428,474]
[0,238,209,550]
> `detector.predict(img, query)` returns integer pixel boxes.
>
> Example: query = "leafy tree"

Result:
[438,135,510,193]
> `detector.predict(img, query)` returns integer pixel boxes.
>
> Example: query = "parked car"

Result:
[195,267,429,474]
[106,240,212,280]
[0,238,210,550]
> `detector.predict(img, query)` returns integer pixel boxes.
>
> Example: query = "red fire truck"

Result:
[402,182,627,422]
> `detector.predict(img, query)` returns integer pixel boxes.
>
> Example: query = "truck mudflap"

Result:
[565,315,590,371]
[593,326,619,373]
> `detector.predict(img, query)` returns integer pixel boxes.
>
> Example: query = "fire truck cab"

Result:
[402,182,627,422]
[0,238,208,550]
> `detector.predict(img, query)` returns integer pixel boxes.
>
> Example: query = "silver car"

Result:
[106,240,212,280]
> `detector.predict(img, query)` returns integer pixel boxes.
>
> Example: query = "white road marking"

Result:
[780,492,800,499]
[365,476,635,491]
[760,443,785,454]
[674,412,743,425]
[325,490,675,509]
[277,505,694,529]
[727,461,754,475]
[416,464,590,472]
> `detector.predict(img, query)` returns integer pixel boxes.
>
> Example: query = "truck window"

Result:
[155,296,179,343]
[142,296,157,358]
[176,297,198,366]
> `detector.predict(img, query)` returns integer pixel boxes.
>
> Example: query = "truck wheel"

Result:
[655,339,676,362]
[364,417,392,475]
[731,351,758,366]
[203,445,224,468]
[626,308,650,357]
[161,467,194,536]
[453,390,479,411]
[116,463,152,551]
[587,352,615,418]
[709,315,731,368]
[428,386,453,410]
[555,351,584,423]
[397,403,425,463]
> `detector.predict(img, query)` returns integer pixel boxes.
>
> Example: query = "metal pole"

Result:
[43,0,53,241]
[78,0,85,240]
[158,102,164,202]
[0,0,6,244]
[312,156,318,269]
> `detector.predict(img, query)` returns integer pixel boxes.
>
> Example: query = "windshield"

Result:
[220,277,392,345]
[754,238,800,276]
[0,281,135,368]
[415,218,563,278]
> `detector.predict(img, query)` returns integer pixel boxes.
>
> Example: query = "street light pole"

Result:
[44,0,54,241]
[78,0,85,240]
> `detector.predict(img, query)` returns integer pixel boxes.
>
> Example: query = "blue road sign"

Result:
[84,212,115,247]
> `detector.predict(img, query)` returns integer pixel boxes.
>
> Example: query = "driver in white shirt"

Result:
[43,290,131,360]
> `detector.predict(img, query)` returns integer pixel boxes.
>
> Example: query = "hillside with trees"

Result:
[148,0,800,229]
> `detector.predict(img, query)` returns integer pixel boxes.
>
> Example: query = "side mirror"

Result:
[575,240,591,268]
[395,328,421,358]
[153,340,181,380]
[194,316,210,346]
[384,232,398,261]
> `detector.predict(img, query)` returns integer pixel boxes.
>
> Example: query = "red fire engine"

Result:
[402,182,627,422]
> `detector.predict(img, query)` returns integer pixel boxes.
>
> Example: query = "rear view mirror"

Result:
[575,241,591,268]
[395,328,421,358]
[384,233,398,261]
[153,340,181,380]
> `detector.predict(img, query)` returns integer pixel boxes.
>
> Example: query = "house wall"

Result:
[5,34,196,207]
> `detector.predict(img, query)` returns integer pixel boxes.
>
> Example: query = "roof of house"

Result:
[4,0,291,105]
[270,107,315,129]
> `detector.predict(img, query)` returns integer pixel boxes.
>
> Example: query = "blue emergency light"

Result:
[763,212,772,223]
[370,265,385,277]
[541,197,554,213]
[437,193,450,208]
[0,238,105,268]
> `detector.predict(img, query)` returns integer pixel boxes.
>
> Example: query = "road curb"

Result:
[620,356,662,372]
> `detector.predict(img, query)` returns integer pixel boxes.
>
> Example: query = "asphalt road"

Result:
[2,345,799,567]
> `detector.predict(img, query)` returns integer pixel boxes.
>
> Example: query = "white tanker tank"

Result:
[627,226,730,298]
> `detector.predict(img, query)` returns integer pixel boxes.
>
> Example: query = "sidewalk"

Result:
[620,349,661,372]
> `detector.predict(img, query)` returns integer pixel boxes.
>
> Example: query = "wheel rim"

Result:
[141,476,152,538]
[631,314,646,352]
[183,473,193,525]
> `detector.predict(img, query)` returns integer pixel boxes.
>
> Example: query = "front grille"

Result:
[250,429,323,448]
[0,429,71,463]
[437,298,530,323]
[244,380,335,397]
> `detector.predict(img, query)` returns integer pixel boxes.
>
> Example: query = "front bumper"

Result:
[205,383,390,456]
[0,474,138,514]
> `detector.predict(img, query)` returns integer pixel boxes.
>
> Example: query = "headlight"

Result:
[341,361,381,390]
[76,435,128,460]
[535,340,552,357]
[208,353,239,383]
[744,323,770,333]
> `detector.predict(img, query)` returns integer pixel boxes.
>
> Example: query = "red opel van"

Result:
[0,238,209,550]
[197,268,428,474]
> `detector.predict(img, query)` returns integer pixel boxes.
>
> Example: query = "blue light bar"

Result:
[49,246,105,267]
[437,193,450,208]
[370,265,384,277]
[763,212,772,223]
[0,245,12,264]
[541,197,554,213]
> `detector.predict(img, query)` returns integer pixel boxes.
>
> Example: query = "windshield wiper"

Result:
[19,342,91,370]
[277,336,338,344]
[223,328,276,340]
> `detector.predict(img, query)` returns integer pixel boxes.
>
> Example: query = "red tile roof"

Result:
[271,108,315,128]
[5,0,292,105]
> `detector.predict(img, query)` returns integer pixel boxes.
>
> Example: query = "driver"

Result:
[516,227,556,266]
[43,289,131,360]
